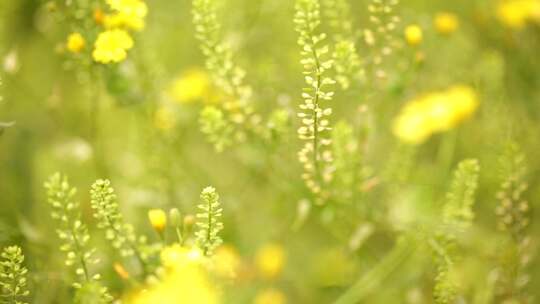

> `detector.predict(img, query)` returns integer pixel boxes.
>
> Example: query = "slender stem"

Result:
[333,237,416,304]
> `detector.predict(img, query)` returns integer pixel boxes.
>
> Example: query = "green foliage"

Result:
[0,246,29,304]
[294,0,336,198]
[195,186,224,256]
[90,179,149,274]
[44,174,111,302]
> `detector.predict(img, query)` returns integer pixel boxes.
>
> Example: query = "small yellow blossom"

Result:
[105,0,148,31]
[255,243,286,280]
[148,209,167,233]
[392,85,479,144]
[405,25,423,46]
[92,29,134,64]
[254,288,287,304]
[497,0,540,29]
[434,12,459,35]
[113,262,130,280]
[66,33,85,53]
[127,245,218,304]
[169,68,212,103]
[94,8,105,25]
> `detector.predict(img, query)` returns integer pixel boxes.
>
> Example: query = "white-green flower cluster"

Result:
[493,143,532,303]
[44,173,98,285]
[294,0,336,197]
[432,159,480,304]
[322,0,362,89]
[495,143,529,237]
[90,179,148,273]
[44,174,111,302]
[364,0,401,80]
[195,186,224,256]
[0,246,29,304]
[199,106,234,152]
[192,0,260,150]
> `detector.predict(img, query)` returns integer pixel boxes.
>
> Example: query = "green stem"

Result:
[333,237,416,304]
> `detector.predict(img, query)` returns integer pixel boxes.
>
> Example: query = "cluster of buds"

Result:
[364,0,402,79]
[294,0,337,198]
[495,175,530,237]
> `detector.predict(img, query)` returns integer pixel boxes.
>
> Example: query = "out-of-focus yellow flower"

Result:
[255,243,286,280]
[497,0,540,29]
[254,288,287,304]
[148,209,167,232]
[104,0,148,31]
[127,245,219,304]
[434,12,459,35]
[66,33,85,53]
[212,245,242,278]
[92,29,134,64]
[405,25,423,46]
[113,262,130,280]
[392,85,479,144]
[154,107,176,131]
[169,68,212,103]
[94,8,105,25]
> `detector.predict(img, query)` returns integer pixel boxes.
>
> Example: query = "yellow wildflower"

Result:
[254,288,287,304]
[497,0,540,29]
[405,25,423,46]
[92,29,134,64]
[212,245,242,278]
[66,33,85,53]
[255,243,286,280]
[105,0,148,31]
[169,68,212,103]
[148,209,167,233]
[434,12,459,35]
[127,245,219,304]
[113,262,130,280]
[94,8,105,25]
[392,85,479,144]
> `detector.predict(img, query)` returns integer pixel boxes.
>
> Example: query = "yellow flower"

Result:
[127,245,219,304]
[113,262,130,280]
[212,245,242,278]
[154,107,176,131]
[405,25,423,46]
[434,12,459,35]
[92,29,134,64]
[392,85,479,144]
[148,209,167,233]
[254,288,287,304]
[105,0,148,31]
[255,243,286,280]
[66,33,85,53]
[94,8,105,25]
[497,0,540,29]
[169,68,212,103]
